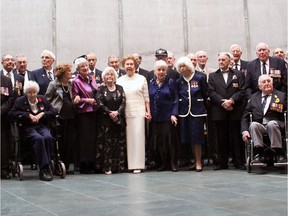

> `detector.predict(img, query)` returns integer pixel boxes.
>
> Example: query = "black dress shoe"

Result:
[1,170,11,179]
[187,164,196,171]
[196,168,202,172]
[235,164,246,170]
[252,154,265,163]
[31,164,37,170]
[275,156,287,163]
[157,165,166,171]
[39,169,53,181]
[171,165,178,172]
[213,165,221,170]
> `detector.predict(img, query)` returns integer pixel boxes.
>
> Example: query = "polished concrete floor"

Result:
[1,165,287,216]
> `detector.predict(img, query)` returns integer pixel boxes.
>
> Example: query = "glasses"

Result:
[3,58,14,62]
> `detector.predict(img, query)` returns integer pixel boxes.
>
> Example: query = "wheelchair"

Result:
[245,111,287,173]
[10,116,66,180]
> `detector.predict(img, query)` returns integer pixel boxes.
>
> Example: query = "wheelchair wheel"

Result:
[57,162,66,179]
[246,157,251,173]
[17,163,23,181]
[10,161,17,177]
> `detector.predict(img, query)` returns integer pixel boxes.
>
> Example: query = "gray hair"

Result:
[256,42,269,51]
[101,66,118,82]
[154,60,168,71]
[177,56,195,72]
[230,44,242,52]
[258,74,272,85]
[74,57,88,68]
[196,50,208,58]
[41,50,56,60]
[24,80,40,94]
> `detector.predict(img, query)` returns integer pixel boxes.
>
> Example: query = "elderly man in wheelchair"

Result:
[241,74,287,164]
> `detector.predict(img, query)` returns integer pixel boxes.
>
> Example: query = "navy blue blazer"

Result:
[245,56,287,99]
[176,71,207,118]
[208,68,245,121]
[30,67,52,95]
[149,77,178,122]
[8,95,56,130]
[241,90,286,133]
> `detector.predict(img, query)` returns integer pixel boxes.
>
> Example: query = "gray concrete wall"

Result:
[1,0,287,71]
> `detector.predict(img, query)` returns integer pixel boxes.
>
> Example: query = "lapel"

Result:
[215,70,227,89]
[226,69,235,87]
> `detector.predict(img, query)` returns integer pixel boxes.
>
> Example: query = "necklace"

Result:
[62,84,69,93]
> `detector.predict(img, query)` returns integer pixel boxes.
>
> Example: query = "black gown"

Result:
[95,84,127,172]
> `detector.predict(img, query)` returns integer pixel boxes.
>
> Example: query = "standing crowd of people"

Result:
[1,43,287,181]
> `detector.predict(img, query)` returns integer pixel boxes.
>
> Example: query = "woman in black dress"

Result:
[96,67,126,174]
[45,64,77,173]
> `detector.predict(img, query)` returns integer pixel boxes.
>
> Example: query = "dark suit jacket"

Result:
[8,95,56,130]
[176,72,207,117]
[241,90,286,132]
[117,69,126,78]
[240,59,249,74]
[30,67,52,95]
[90,68,103,84]
[245,56,287,99]
[208,68,245,121]
[136,68,149,83]
[1,69,24,97]
[13,68,32,80]
[1,75,14,116]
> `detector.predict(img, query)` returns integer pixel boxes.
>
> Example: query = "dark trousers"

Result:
[25,126,52,169]
[214,119,242,167]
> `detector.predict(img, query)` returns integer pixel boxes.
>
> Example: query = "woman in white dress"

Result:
[117,55,151,173]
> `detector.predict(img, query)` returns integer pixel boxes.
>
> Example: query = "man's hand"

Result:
[242,131,250,142]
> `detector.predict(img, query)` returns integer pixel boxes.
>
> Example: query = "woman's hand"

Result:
[29,112,44,123]
[109,111,119,122]
[86,98,96,105]
[145,111,151,121]
[73,95,80,105]
[171,115,177,126]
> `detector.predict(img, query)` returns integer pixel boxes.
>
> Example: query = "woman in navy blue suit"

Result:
[9,81,56,181]
[149,60,178,172]
[176,56,207,172]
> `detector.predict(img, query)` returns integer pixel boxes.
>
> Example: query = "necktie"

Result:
[262,62,267,74]
[235,63,238,70]
[48,71,53,81]
[7,71,12,79]
[262,95,268,113]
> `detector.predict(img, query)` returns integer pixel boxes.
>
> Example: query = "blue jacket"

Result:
[149,77,178,122]
[176,71,207,118]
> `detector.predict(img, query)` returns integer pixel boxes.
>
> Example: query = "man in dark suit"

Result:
[148,48,180,83]
[230,44,249,75]
[245,42,287,99]
[108,55,126,78]
[1,54,24,97]
[30,50,56,95]
[132,53,149,81]
[1,75,14,179]
[242,74,287,163]
[13,54,31,83]
[86,52,103,84]
[208,52,246,170]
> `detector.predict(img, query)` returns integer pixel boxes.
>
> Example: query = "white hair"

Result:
[23,80,40,94]
[154,60,168,70]
[41,50,56,60]
[258,74,272,85]
[177,56,195,72]
[101,66,118,82]
[74,57,88,68]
